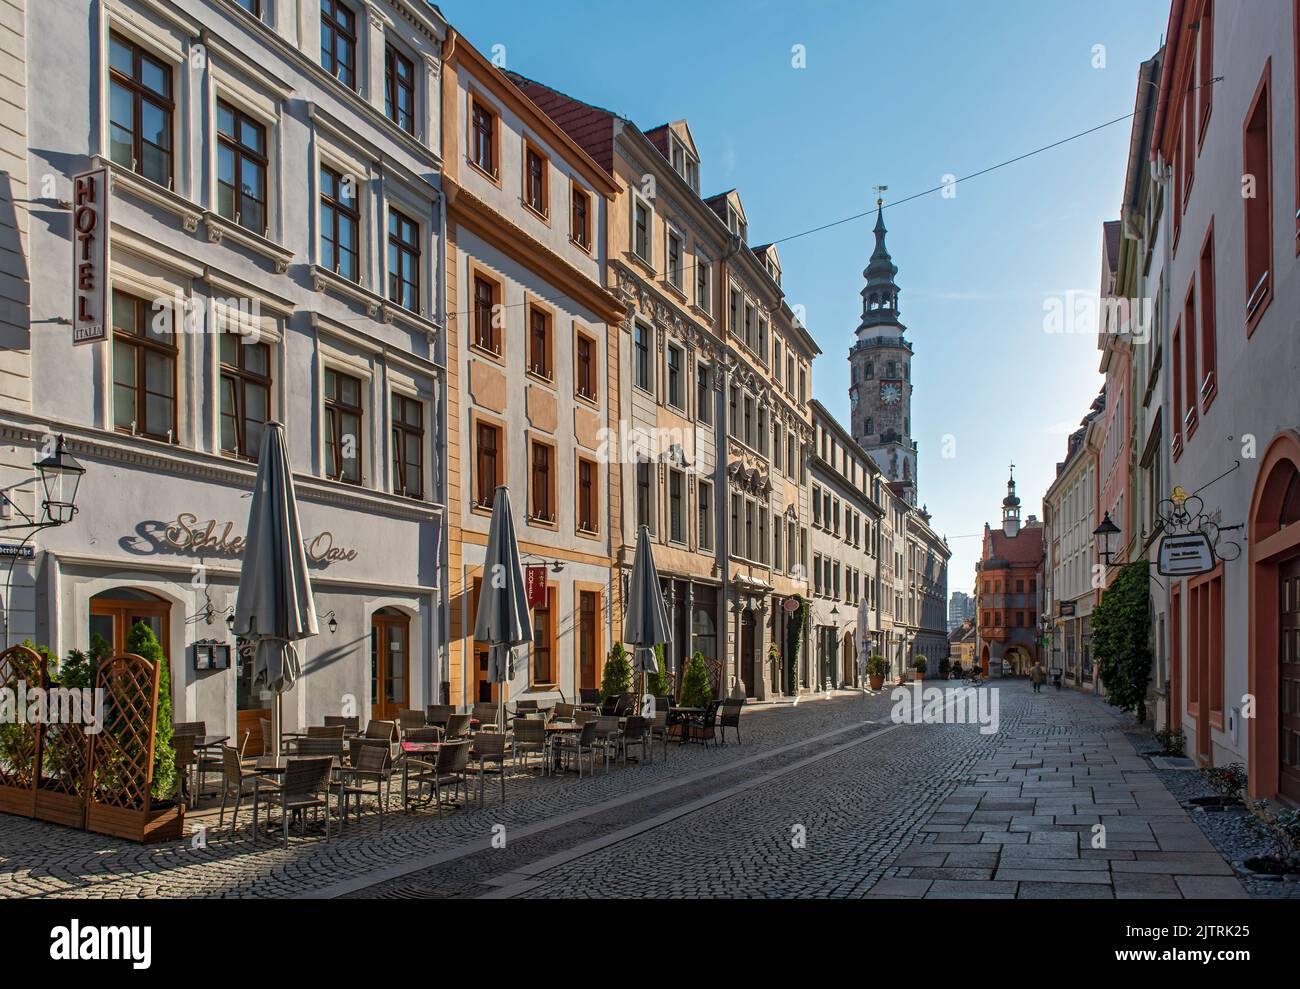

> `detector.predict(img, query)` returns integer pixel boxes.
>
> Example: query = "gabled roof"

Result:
[503,70,618,174]
[983,525,1045,567]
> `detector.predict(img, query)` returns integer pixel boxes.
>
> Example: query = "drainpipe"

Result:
[435,180,449,708]
[1156,150,1174,733]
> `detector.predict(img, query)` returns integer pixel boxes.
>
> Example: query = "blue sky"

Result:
[440,0,1171,600]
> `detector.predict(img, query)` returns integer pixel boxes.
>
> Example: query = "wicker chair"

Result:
[620,716,649,766]
[599,695,620,716]
[579,688,600,707]
[592,716,623,772]
[171,720,205,736]
[719,699,744,745]
[259,757,334,846]
[324,715,360,733]
[405,727,441,743]
[552,721,597,778]
[172,732,197,807]
[614,692,637,717]
[398,709,427,736]
[405,740,470,817]
[425,704,454,731]
[687,701,721,747]
[471,702,500,732]
[297,736,345,761]
[513,699,539,719]
[511,718,548,775]
[217,745,276,837]
[574,709,597,727]
[469,732,509,804]
[339,742,393,830]
[550,702,576,723]
[307,724,346,738]
[444,713,472,739]
[648,708,671,762]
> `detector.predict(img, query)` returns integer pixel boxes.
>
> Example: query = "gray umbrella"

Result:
[473,486,532,731]
[623,524,671,704]
[233,422,317,756]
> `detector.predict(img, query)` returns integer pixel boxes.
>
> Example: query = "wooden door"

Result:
[740,610,755,697]
[371,611,409,721]
[89,595,170,657]
[1280,558,1300,801]
[578,591,598,692]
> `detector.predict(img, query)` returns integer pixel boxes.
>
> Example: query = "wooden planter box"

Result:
[34,789,85,830]
[0,782,36,818]
[86,801,184,844]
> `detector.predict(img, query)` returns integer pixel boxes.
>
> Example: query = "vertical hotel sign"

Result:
[71,167,109,345]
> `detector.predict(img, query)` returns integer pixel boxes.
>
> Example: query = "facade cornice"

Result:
[444,179,624,325]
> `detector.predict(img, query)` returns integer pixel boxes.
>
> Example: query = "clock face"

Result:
[880,384,901,405]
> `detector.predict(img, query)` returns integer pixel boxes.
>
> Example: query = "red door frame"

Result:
[1248,431,1300,799]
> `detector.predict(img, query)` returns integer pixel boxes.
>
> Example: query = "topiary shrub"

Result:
[125,621,177,803]
[1093,561,1153,723]
[648,643,673,697]
[679,651,713,709]
[600,642,633,702]
[866,654,888,678]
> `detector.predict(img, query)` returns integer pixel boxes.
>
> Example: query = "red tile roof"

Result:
[984,525,1044,567]
[504,72,616,174]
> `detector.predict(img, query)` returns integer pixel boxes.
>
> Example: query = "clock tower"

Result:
[850,199,917,505]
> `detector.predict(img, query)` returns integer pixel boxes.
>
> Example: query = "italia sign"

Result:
[1157,531,1215,577]
[71,167,109,345]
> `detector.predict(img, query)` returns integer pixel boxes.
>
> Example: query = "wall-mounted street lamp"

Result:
[1093,512,1121,566]
[2,435,85,532]
[320,610,339,635]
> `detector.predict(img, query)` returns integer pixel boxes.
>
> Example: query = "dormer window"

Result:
[670,137,700,192]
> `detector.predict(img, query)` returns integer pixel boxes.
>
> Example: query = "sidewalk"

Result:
[866,680,1249,899]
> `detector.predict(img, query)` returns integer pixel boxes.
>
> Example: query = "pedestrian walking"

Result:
[1029,659,1045,693]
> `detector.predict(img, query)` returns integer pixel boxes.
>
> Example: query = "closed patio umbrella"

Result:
[623,524,671,708]
[233,422,317,757]
[473,486,532,733]
[855,597,872,690]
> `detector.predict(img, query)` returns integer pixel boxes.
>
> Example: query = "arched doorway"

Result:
[371,607,410,721]
[980,645,990,676]
[88,588,170,658]
[1248,432,1300,801]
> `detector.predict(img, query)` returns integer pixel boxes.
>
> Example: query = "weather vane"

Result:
[873,184,888,208]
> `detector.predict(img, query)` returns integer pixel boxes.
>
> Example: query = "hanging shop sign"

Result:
[1157,531,1216,577]
[525,566,548,609]
[161,513,359,564]
[1058,601,1076,617]
[71,167,110,346]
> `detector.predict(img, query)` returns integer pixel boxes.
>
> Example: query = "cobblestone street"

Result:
[0,680,1256,899]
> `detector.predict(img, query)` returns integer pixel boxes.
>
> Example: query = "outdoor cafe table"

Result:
[397,740,463,811]
[544,722,582,774]
[669,707,705,745]
[249,754,343,843]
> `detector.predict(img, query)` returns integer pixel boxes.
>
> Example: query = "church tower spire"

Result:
[859,200,902,331]
[1002,464,1022,537]
[850,191,917,506]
